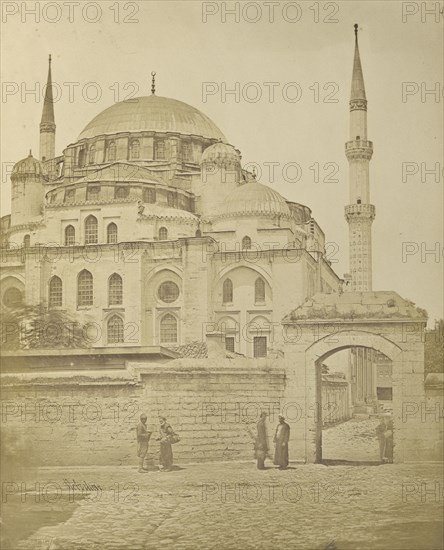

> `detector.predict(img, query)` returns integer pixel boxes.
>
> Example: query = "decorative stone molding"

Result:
[345,140,373,161]
[349,99,367,111]
[345,204,376,221]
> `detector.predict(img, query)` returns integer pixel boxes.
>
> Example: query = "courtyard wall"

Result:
[0,357,310,467]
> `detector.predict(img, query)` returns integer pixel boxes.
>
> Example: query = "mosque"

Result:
[1,27,372,359]
[1,27,438,467]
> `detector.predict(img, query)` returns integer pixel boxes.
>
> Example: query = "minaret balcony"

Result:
[345,203,375,220]
[345,140,373,161]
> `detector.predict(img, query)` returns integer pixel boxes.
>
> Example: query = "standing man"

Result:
[375,413,394,463]
[376,415,387,462]
[137,413,151,473]
[156,416,175,472]
[273,415,290,470]
[255,412,269,470]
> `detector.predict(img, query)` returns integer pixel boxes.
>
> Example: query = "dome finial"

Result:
[151,71,156,95]
[354,23,358,41]
[29,149,32,157]
[49,54,52,65]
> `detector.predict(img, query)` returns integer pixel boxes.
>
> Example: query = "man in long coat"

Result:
[137,413,152,472]
[255,412,269,470]
[273,415,290,469]
[376,413,394,463]
[157,416,175,471]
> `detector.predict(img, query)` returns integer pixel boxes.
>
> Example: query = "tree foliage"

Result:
[1,303,91,350]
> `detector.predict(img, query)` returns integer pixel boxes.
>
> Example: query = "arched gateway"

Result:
[281,291,431,464]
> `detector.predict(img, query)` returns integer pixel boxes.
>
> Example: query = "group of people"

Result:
[136,414,178,473]
[138,411,394,472]
[255,411,394,468]
[255,413,290,470]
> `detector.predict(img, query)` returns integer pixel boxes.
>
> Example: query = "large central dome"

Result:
[78,95,227,142]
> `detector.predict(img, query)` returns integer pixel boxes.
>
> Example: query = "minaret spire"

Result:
[351,24,366,103]
[39,54,56,163]
[345,24,375,292]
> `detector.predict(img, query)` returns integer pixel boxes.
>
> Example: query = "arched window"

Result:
[23,235,30,248]
[65,189,75,204]
[130,139,140,160]
[89,145,96,164]
[160,313,177,343]
[242,236,252,250]
[87,186,100,201]
[182,142,191,162]
[143,188,156,203]
[84,215,98,244]
[156,140,165,160]
[107,222,118,244]
[49,276,62,308]
[107,315,124,343]
[65,225,76,246]
[77,269,93,306]
[158,227,168,241]
[78,148,86,167]
[3,287,23,308]
[167,192,175,207]
[222,278,233,304]
[254,277,266,303]
[195,229,202,237]
[108,273,123,306]
[115,186,129,199]
[108,141,116,162]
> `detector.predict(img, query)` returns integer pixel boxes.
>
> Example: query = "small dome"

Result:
[78,95,227,142]
[200,142,241,166]
[12,151,45,177]
[216,181,291,218]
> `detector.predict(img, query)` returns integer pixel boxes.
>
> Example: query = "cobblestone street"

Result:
[322,417,382,462]
[2,457,443,550]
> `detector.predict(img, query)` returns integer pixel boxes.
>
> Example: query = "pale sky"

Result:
[1,1,443,324]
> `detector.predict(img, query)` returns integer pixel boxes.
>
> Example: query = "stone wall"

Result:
[321,375,350,425]
[1,357,301,467]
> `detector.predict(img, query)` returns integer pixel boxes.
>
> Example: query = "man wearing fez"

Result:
[137,413,152,473]
[255,411,269,470]
[273,415,290,470]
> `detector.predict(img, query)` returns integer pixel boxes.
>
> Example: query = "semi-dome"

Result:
[200,142,241,166]
[12,151,46,177]
[217,181,291,218]
[78,95,227,142]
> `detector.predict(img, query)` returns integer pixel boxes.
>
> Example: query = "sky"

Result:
[1,0,443,324]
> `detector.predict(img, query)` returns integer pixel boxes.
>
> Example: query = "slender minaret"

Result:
[345,24,375,292]
[40,54,56,162]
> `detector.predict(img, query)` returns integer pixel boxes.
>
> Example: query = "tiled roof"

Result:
[283,291,428,323]
[167,341,208,358]
[167,341,246,359]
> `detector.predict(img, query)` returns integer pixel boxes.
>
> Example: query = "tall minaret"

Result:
[39,54,56,162]
[345,24,375,292]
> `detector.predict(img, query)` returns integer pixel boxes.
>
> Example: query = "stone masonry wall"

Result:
[1,357,303,468]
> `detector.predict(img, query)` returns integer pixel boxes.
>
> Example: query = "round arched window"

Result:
[158,281,179,303]
[3,287,23,308]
